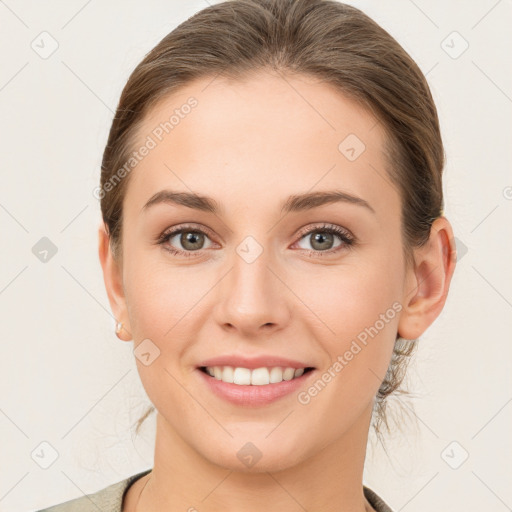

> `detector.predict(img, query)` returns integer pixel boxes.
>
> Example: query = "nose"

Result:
[213,245,292,337]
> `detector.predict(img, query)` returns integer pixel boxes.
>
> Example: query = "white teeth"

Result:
[222,365,234,383]
[251,368,270,386]
[233,367,251,385]
[269,367,283,383]
[282,367,295,381]
[204,365,309,385]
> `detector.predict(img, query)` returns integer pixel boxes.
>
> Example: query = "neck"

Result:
[126,405,376,512]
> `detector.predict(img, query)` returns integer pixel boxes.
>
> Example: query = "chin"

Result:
[197,434,311,474]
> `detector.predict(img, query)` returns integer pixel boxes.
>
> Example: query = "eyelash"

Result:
[156,223,356,258]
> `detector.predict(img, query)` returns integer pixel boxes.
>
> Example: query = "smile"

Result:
[200,365,315,385]
[197,365,317,406]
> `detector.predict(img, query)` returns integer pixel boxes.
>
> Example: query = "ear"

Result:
[398,216,457,340]
[98,223,132,341]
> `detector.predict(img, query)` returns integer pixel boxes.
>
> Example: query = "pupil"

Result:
[312,232,333,250]
[182,232,204,250]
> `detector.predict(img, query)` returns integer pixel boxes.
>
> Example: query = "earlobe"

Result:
[97,223,133,341]
[397,216,457,340]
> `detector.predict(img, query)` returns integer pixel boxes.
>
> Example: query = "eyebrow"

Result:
[142,189,375,215]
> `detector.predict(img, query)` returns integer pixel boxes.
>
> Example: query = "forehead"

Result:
[125,71,398,218]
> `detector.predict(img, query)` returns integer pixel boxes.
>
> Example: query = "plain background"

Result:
[0,1,511,510]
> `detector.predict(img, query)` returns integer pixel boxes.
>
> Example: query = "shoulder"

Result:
[364,485,394,512]
[36,469,152,512]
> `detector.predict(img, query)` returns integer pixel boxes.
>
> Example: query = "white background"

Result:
[0,1,511,510]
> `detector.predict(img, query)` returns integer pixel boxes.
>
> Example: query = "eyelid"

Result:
[159,222,216,240]
[294,222,353,241]
[290,222,355,255]
[156,223,222,259]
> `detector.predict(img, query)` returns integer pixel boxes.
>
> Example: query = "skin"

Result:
[98,71,456,512]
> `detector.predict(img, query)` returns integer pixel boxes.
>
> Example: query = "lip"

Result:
[196,366,317,406]
[197,354,314,370]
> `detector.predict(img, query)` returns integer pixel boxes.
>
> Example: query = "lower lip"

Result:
[196,368,315,406]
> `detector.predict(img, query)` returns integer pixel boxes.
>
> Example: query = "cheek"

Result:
[122,254,205,407]
[292,253,403,393]
[296,255,403,340]
[123,247,205,337]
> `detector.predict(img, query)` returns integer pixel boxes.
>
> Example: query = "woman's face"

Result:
[109,71,418,471]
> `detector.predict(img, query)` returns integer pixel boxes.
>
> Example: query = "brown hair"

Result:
[100,0,444,439]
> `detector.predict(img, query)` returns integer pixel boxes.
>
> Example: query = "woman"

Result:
[39,0,456,510]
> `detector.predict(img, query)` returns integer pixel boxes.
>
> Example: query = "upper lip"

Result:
[197,355,315,370]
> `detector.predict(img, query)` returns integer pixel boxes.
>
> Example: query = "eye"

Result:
[157,222,355,258]
[293,223,355,256]
[157,224,215,257]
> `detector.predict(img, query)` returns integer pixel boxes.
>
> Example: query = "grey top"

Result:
[37,469,393,511]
